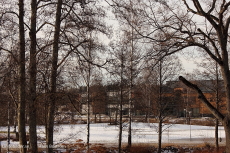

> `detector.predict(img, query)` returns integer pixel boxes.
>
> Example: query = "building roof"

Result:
[165,80,225,93]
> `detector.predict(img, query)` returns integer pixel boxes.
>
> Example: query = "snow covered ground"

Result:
[51,122,226,145]
[0,122,226,151]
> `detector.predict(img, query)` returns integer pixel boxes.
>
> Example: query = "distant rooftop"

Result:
[165,80,225,93]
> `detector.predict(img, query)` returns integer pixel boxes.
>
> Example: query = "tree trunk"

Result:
[127,19,134,149]
[46,0,62,152]
[145,112,147,123]
[118,95,123,153]
[220,62,230,153]
[157,119,162,153]
[215,64,219,151]
[109,114,112,124]
[18,0,27,152]
[118,59,124,153]
[128,114,131,148]
[115,110,118,124]
[157,55,163,153]
[86,42,91,151]
[215,118,219,151]
[221,66,230,109]
[223,116,230,153]
[87,74,90,151]
[28,0,38,152]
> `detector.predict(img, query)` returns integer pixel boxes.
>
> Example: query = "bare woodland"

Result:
[0,0,230,153]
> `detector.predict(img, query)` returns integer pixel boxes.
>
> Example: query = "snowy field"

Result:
[0,122,226,151]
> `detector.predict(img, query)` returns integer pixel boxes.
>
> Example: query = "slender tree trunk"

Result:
[157,119,162,153]
[86,32,92,151]
[87,99,90,151]
[157,56,163,153]
[127,79,132,148]
[223,119,230,153]
[108,107,111,124]
[118,56,124,153]
[128,113,131,148]
[145,112,148,122]
[99,113,101,122]
[7,97,10,153]
[46,0,62,152]
[215,62,219,151]
[28,0,38,152]
[127,72,132,148]
[215,118,219,151]
[86,63,91,151]
[128,23,134,149]
[118,89,123,153]
[115,110,118,124]
[18,0,27,152]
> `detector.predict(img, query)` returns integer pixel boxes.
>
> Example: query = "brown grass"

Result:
[123,143,226,153]
[2,143,225,153]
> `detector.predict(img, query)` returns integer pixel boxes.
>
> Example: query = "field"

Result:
[0,118,226,152]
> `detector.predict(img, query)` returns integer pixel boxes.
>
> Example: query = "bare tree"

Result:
[112,3,144,148]
[46,0,62,152]
[108,40,130,153]
[0,2,27,151]
[118,52,125,153]
[152,54,183,153]
[166,2,230,152]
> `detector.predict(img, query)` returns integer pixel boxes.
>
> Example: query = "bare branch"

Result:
[37,2,57,9]
[197,28,221,60]
[182,0,219,29]
[8,84,18,108]
[61,2,75,22]
[61,30,108,69]
[36,22,48,33]
[179,76,224,121]
[2,11,19,18]
[193,0,205,14]
[220,1,230,15]
[226,15,230,32]
[207,0,217,14]
[182,0,198,14]
[67,94,82,115]
[0,47,19,64]
[57,40,87,68]
[189,41,223,65]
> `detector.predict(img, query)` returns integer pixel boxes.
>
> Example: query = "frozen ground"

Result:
[0,122,226,151]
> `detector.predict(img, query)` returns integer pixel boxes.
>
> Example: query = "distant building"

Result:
[77,80,227,119]
[164,80,226,117]
[106,84,131,117]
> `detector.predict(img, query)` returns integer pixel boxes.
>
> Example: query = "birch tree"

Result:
[108,40,130,153]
